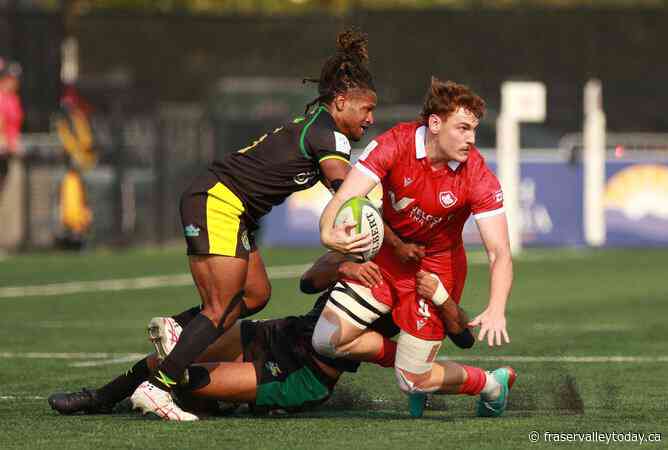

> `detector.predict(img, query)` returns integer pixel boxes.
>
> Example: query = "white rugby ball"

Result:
[334,196,384,262]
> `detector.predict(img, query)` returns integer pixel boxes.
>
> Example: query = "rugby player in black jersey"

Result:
[128,30,377,416]
[48,252,474,419]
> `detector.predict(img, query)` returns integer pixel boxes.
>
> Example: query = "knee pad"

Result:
[311,314,343,358]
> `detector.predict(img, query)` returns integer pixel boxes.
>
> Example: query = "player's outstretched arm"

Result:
[319,166,377,254]
[469,213,513,347]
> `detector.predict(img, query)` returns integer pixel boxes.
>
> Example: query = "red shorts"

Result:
[344,244,468,340]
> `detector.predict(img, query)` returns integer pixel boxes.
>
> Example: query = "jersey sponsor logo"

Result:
[404,176,413,187]
[358,140,378,161]
[439,191,458,208]
[494,190,504,203]
[333,131,351,155]
[184,224,200,237]
[388,190,415,211]
[409,205,443,228]
[265,361,282,377]
[293,170,317,185]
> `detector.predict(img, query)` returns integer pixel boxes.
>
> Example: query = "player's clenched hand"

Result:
[468,308,510,347]
[323,221,372,255]
[339,260,383,288]
[415,270,439,300]
[394,242,426,264]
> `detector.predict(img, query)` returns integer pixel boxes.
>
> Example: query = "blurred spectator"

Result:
[56,84,97,170]
[0,57,24,196]
[55,159,93,251]
[54,84,97,250]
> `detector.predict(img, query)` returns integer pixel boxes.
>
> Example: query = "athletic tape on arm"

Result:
[429,273,449,306]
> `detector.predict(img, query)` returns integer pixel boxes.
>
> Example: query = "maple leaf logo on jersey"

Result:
[388,191,414,212]
[404,176,413,187]
[439,191,458,208]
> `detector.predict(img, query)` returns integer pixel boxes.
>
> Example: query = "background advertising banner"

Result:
[261,160,667,248]
[604,162,668,246]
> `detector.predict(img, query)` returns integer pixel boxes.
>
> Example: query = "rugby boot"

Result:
[408,393,427,418]
[48,388,113,415]
[476,366,517,417]
[131,381,198,421]
[148,317,189,384]
[148,317,182,361]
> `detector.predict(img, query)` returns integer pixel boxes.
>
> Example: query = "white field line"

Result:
[0,250,588,300]
[0,263,310,300]
[70,355,145,368]
[0,396,46,400]
[437,355,668,363]
[0,352,145,360]
[2,351,667,366]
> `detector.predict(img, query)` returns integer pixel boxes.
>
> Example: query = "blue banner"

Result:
[260,160,667,248]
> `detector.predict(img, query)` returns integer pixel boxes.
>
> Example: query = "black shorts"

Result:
[241,319,335,413]
[180,172,257,259]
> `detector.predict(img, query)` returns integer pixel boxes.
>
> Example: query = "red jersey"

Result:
[349,122,504,340]
[356,121,504,271]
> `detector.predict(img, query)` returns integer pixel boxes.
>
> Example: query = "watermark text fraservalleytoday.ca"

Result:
[528,431,662,445]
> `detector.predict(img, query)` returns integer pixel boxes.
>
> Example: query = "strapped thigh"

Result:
[326,281,390,330]
[394,331,442,374]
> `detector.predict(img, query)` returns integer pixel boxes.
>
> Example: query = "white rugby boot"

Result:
[148,317,190,384]
[148,317,182,361]
[131,381,198,421]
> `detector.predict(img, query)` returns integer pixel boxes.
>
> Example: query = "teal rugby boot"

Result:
[476,366,517,418]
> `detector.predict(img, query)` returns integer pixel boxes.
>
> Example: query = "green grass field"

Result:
[1,247,666,449]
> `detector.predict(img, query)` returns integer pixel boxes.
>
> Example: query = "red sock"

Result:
[457,365,487,395]
[371,337,397,368]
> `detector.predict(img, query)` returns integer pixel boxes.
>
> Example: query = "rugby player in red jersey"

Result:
[315,78,515,417]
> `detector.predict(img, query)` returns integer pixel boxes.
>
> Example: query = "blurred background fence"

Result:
[1,4,667,250]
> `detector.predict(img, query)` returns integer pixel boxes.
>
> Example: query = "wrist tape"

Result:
[429,273,449,306]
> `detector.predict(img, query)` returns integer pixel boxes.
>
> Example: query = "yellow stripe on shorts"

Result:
[206,183,245,256]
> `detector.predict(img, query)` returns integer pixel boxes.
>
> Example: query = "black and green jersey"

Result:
[209,106,352,227]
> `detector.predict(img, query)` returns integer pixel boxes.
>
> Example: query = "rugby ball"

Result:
[334,196,384,261]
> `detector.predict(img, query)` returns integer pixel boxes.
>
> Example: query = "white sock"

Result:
[480,371,501,400]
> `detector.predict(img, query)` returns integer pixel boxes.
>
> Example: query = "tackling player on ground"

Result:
[48,252,478,419]
[135,30,378,416]
[315,77,516,417]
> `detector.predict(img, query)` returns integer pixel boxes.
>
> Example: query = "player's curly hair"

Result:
[420,77,486,124]
[303,29,375,114]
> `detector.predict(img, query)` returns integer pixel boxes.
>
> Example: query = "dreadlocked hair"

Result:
[303,29,375,115]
